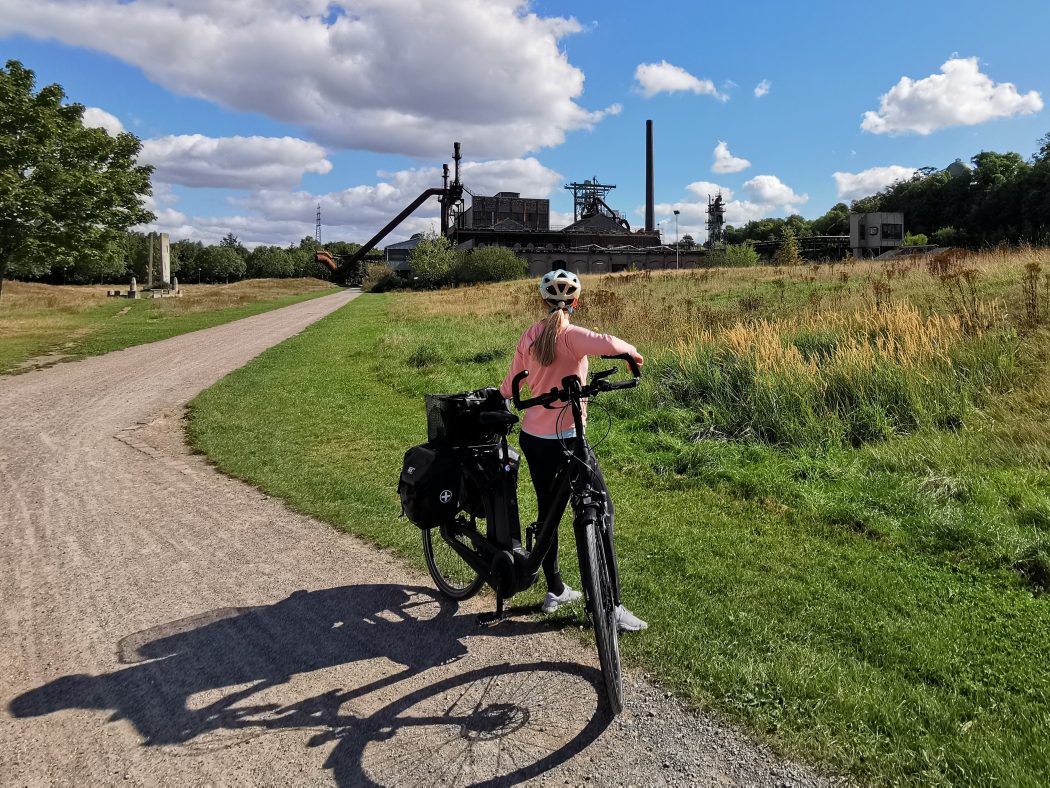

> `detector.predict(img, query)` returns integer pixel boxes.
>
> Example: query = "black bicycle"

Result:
[412,354,640,714]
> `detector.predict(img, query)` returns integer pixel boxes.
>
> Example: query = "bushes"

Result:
[453,245,528,283]
[404,234,528,289]
[362,262,400,293]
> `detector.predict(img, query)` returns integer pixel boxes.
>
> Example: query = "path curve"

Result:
[0,290,832,786]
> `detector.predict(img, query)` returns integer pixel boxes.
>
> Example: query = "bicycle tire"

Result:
[582,518,623,714]
[422,525,485,601]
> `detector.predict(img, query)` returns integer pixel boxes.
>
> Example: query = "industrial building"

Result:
[443,121,703,276]
[849,212,905,258]
[324,121,705,282]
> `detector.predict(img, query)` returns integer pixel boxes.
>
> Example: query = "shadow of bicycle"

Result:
[9,584,611,786]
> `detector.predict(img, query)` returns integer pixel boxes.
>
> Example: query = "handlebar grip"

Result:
[600,353,642,380]
[512,369,559,410]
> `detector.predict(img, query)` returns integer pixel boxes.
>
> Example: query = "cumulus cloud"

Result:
[1,0,613,158]
[81,106,124,135]
[648,173,805,243]
[634,60,724,100]
[833,165,917,201]
[711,141,751,174]
[861,57,1043,135]
[686,180,733,202]
[142,156,563,248]
[754,79,771,98]
[742,174,807,209]
[140,135,332,190]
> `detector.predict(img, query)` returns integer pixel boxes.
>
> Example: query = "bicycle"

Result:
[416,353,640,714]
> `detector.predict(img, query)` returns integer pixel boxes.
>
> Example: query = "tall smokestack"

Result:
[645,120,654,232]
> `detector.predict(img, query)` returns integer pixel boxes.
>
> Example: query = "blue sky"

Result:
[2,0,1048,246]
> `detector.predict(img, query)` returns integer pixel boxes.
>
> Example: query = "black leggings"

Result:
[518,430,621,599]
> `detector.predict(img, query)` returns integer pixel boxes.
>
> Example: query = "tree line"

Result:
[724,131,1050,248]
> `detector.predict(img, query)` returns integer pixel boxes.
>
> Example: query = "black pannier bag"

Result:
[425,387,512,447]
[398,442,463,529]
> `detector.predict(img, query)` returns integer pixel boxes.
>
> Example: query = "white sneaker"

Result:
[541,585,582,613]
[616,605,648,632]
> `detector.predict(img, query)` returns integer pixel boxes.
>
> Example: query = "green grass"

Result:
[189,292,1050,785]
[0,279,338,374]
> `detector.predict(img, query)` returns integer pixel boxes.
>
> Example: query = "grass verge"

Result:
[0,278,338,374]
[189,281,1050,785]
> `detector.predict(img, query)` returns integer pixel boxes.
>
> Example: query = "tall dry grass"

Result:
[392,247,1046,448]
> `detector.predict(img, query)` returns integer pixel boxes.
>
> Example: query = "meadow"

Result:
[188,248,1050,784]
[0,278,338,374]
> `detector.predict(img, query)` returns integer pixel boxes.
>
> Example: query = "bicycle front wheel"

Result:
[582,518,623,714]
[422,525,485,601]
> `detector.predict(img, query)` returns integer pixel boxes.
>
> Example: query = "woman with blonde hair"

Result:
[499,269,647,631]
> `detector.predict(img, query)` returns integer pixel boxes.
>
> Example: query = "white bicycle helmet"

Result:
[539,269,581,309]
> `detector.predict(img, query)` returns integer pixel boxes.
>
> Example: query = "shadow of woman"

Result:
[10,583,612,785]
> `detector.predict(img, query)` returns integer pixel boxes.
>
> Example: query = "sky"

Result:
[1,0,1048,247]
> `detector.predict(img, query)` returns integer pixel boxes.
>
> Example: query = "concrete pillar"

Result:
[158,232,171,284]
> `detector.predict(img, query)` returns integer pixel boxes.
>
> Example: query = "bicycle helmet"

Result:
[539,269,581,309]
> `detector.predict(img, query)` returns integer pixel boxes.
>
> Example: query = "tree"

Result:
[219,232,249,260]
[811,203,850,236]
[774,226,802,266]
[850,195,883,214]
[408,233,457,288]
[171,239,204,279]
[197,245,246,283]
[0,60,154,299]
[680,234,696,250]
[724,242,760,267]
[453,246,528,284]
[247,245,294,278]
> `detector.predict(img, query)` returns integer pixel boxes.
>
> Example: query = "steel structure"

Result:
[317,142,465,283]
[705,194,726,247]
[563,179,630,230]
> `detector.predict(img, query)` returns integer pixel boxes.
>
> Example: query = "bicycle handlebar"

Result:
[511,353,641,411]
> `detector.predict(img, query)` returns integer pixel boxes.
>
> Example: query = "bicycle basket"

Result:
[425,387,510,446]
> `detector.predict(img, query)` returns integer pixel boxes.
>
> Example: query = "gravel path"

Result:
[0,290,836,786]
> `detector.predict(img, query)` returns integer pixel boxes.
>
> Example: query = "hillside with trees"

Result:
[724,131,1050,248]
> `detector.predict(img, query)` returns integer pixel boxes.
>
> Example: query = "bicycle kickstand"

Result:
[476,593,505,628]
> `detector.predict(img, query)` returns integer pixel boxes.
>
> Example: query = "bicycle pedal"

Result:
[476,611,506,628]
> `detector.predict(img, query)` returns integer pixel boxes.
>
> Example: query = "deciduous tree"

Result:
[0,60,153,299]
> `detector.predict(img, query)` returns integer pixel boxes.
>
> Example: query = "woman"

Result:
[499,269,647,632]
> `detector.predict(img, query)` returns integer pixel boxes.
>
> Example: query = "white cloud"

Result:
[833,165,917,201]
[686,180,733,202]
[712,141,751,174]
[861,57,1043,135]
[1,0,612,158]
[142,157,563,248]
[649,173,805,242]
[81,106,124,135]
[140,135,332,189]
[634,60,724,100]
[742,174,807,210]
[754,79,771,98]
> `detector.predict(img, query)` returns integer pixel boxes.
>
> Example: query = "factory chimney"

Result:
[645,120,655,233]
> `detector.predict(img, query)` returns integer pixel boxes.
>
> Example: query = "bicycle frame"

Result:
[435,355,637,622]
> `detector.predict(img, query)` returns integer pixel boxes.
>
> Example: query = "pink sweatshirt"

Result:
[499,320,638,438]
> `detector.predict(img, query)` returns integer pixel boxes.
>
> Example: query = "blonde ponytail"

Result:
[530,307,569,366]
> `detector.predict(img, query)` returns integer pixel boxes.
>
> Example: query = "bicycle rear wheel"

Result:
[582,518,623,714]
[422,524,485,601]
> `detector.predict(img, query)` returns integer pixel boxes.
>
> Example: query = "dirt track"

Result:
[0,290,832,786]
